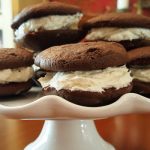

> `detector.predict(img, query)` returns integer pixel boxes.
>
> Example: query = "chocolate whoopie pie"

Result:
[0,48,34,96]
[11,1,85,51]
[35,41,133,106]
[81,13,150,50]
[127,46,150,95]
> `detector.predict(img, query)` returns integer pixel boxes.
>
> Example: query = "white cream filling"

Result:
[32,64,40,72]
[85,27,150,41]
[0,67,34,84]
[39,66,132,92]
[15,13,83,40]
[131,68,150,82]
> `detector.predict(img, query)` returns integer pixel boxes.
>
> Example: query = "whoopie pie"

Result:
[11,1,85,51]
[127,46,150,95]
[35,41,133,106]
[0,48,34,96]
[81,13,150,50]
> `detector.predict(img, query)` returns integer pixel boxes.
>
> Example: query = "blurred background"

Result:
[0,0,150,48]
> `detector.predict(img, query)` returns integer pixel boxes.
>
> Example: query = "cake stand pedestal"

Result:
[0,88,150,150]
[25,120,114,150]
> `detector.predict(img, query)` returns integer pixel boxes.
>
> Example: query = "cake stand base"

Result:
[25,120,115,150]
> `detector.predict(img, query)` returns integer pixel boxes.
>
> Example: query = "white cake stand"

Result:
[0,87,150,150]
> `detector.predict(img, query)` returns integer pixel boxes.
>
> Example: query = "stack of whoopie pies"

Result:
[127,46,150,96]
[80,12,150,97]
[11,1,85,51]
[4,1,149,104]
[0,48,34,96]
[81,13,150,51]
[35,42,133,106]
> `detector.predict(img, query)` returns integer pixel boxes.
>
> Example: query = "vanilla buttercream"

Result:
[131,68,150,82]
[0,67,34,84]
[39,66,132,92]
[15,13,83,40]
[85,27,150,41]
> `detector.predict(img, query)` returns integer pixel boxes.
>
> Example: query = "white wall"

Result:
[0,0,14,48]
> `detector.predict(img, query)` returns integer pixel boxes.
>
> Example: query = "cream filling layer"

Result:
[39,66,132,92]
[85,27,150,41]
[0,67,34,84]
[131,68,150,82]
[15,13,83,40]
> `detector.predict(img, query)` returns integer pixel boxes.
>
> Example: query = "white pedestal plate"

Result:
[0,88,150,150]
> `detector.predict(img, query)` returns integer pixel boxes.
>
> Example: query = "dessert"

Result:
[35,42,133,106]
[11,1,84,51]
[81,13,150,50]
[0,48,34,96]
[127,46,150,94]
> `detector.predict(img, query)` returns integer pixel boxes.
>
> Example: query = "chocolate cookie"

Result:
[0,48,34,96]
[119,39,150,51]
[44,85,132,106]
[0,48,33,69]
[0,80,33,97]
[36,42,132,106]
[11,2,82,29]
[81,13,150,29]
[132,79,150,95]
[127,46,150,66]
[35,41,127,71]
[12,1,85,51]
[18,29,85,51]
[81,13,150,50]
[127,46,150,94]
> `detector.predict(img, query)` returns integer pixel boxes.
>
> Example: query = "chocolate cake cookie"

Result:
[81,13,150,50]
[127,46,150,95]
[35,41,133,106]
[11,1,85,51]
[0,48,34,96]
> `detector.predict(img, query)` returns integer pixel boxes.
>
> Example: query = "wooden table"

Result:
[0,114,149,150]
